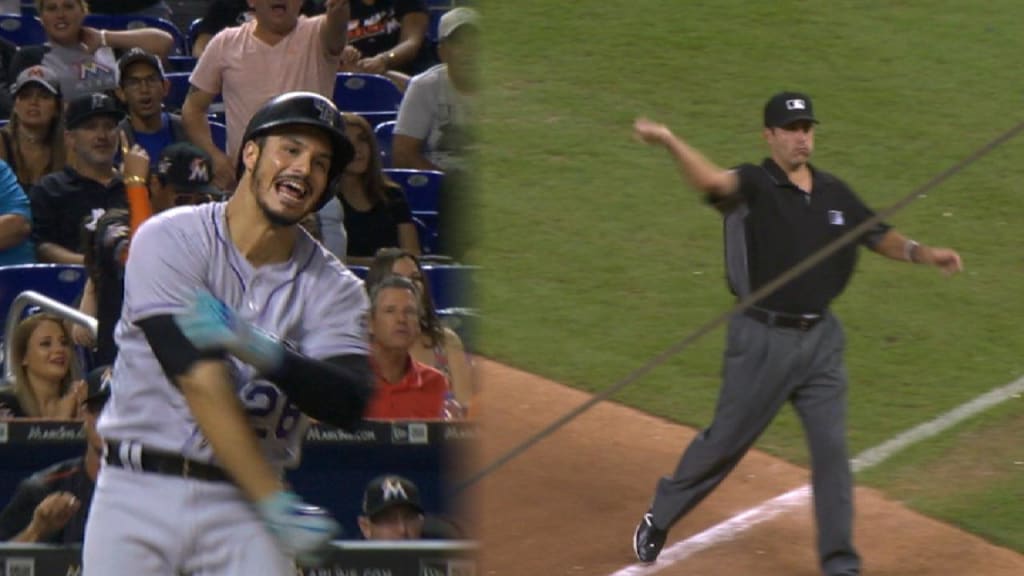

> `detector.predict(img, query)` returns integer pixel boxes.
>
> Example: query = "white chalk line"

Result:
[609,375,1024,576]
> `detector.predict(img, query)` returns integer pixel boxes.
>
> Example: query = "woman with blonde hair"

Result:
[0,65,66,189]
[0,313,85,419]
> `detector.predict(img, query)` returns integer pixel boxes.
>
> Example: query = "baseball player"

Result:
[82,91,373,575]
[631,92,962,576]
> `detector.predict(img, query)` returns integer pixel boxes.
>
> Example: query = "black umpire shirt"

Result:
[0,457,94,544]
[29,168,128,254]
[715,158,890,314]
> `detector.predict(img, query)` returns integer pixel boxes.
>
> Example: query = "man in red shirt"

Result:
[365,275,447,419]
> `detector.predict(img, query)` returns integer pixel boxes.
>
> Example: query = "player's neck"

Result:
[225,195,298,266]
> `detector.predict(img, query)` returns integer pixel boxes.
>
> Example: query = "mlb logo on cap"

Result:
[763,91,819,128]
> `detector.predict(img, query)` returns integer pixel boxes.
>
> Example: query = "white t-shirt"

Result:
[394,64,474,173]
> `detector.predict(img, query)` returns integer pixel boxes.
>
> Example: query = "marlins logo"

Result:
[189,158,210,184]
[380,477,408,502]
[79,60,113,81]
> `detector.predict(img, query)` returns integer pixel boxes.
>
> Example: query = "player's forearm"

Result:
[36,242,84,265]
[874,229,926,263]
[661,135,734,198]
[178,361,284,502]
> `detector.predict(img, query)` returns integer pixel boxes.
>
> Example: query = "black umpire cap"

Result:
[763,91,818,128]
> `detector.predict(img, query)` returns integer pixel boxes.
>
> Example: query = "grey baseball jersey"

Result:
[97,202,369,471]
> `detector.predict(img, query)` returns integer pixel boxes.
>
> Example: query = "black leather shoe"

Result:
[633,511,667,563]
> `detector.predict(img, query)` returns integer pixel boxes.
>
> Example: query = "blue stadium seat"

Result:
[209,121,227,153]
[186,17,202,55]
[163,71,191,111]
[374,120,396,167]
[0,14,45,46]
[412,213,440,255]
[357,110,397,129]
[422,264,475,310]
[83,14,188,55]
[166,55,197,72]
[0,264,87,330]
[384,168,443,213]
[333,73,403,114]
[344,263,474,310]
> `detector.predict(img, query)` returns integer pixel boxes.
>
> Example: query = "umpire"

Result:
[630,92,962,576]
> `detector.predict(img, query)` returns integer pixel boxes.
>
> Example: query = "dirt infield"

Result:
[472,359,1024,576]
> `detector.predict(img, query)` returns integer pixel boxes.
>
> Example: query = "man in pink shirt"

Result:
[183,0,350,190]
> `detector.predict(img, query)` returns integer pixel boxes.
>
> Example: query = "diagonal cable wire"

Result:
[453,120,1024,494]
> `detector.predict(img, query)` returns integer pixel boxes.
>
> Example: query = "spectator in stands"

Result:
[183,0,351,190]
[0,37,19,119]
[87,0,172,21]
[357,474,424,540]
[0,159,36,265]
[0,366,109,543]
[75,142,220,365]
[329,112,419,265]
[392,6,478,174]
[358,474,463,540]
[12,0,175,101]
[0,65,66,190]
[115,48,186,167]
[29,92,126,264]
[0,313,85,419]
[190,0,324,58]
[365,275,447,419]
[392,7,479,260]
[342,0,431,85]
[366,248,473,409]
[316,194,347,260]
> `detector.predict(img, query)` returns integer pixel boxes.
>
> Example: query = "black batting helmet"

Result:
[236,91,354,211]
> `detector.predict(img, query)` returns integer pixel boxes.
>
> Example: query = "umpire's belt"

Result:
[104,441,231,483]
[744,307,824,332]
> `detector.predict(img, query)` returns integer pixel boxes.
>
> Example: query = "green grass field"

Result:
[474,0,1024,551]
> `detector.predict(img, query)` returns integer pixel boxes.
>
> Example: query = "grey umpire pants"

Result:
[650,311,859,576]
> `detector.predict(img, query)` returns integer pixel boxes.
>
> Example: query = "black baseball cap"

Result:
[83,365,112,408]
[65,92,125,130]
[362,475,424,518]
[117,47,166,85]
[763,91,818,128]
[155,142,221,197]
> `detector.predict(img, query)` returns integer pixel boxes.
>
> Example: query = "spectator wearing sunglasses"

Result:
[75,142,221,366]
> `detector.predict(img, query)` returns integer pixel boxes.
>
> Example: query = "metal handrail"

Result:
[2,290,98,387]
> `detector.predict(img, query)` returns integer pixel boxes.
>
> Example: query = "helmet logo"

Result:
[313,98,336,126]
